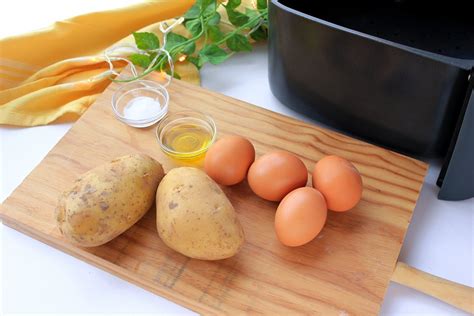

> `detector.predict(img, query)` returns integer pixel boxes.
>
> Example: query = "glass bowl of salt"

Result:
[112,80,169,128]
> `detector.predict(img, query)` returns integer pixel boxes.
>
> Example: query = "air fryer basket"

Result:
[279,2,474,61]
[268,1,474,200]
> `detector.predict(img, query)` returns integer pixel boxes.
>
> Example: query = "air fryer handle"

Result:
[437,68,474,201]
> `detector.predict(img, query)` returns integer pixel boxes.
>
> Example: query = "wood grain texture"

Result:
[0,70,428,315]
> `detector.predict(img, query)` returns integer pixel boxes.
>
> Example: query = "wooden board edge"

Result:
[0,214,219,315]
[378,165,429,309]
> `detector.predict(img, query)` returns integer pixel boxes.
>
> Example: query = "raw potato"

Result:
[56,153,164,247]
[156,167,244,260]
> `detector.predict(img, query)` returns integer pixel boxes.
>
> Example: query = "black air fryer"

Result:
[268,1,474,201]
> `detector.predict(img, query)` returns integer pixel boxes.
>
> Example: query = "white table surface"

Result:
[1,44,473,315]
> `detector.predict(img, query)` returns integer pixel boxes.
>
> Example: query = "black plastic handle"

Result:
[437,68,474,201]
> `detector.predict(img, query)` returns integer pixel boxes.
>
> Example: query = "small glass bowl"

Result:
[112,80,169,128]
[156,111,217,161]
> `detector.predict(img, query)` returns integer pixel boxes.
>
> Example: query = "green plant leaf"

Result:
[226,0,241,10]
[202,0,216,16]
[199,44,230,65]
[165,32,196,55]
[250,26,268,41]
[188,55,204,70]
[207,25,224,42]
[149,52,158,62]
[226,34,252,52]
[182,42,196,55]
[201,0,213,10]
[257,0,267,10]
[184,0,201,19]
[245,8,261,28]
[226,7,249,26]
[185,19,203,37]
[129,54,152,68]
[207,12,221,25]
[133,32,160,50]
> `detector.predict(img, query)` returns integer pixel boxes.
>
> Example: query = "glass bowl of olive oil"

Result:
[156,111,217,162]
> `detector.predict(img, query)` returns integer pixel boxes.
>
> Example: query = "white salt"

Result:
[123,96,161,120]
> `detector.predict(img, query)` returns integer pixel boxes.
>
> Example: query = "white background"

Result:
[1,1,473,315]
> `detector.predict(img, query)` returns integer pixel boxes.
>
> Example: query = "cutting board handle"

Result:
[392,261,474,313]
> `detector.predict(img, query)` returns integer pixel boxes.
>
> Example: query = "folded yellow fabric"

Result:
[0,0,196,126]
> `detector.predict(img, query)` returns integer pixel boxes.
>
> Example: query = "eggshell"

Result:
[248,151,308,201]
[275,187,327,247]
[204,135,255,185]
[312,155,363,212]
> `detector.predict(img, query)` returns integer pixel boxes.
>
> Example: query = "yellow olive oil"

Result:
[161,120,214,162]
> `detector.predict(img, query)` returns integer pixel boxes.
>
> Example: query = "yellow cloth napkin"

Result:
[0,0,196,126]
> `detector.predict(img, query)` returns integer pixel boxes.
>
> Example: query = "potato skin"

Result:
[156,167,244,260]
[56,153,164,247]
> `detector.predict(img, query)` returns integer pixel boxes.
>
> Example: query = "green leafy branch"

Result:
[117,0,268,82]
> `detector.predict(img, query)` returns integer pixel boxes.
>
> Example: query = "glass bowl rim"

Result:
[155,110,217,157]
[111,80,169,123]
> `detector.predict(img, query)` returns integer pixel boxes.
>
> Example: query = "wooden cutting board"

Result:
[0,71,428,315]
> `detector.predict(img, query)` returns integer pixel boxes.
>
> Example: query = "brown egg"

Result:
[275,187,327,247]
[204,135,255,185]
[312,155,363,212]
[248,151,308,201]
